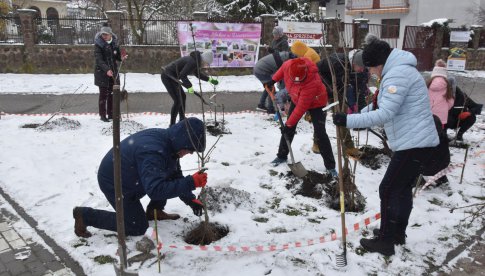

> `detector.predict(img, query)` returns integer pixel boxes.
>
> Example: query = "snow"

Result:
[0,74,484,275]
[420,18,449,27]
[0,73,262,94]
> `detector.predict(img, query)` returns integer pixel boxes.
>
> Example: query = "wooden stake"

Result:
[154,209,161,273]
[460,147,469,184]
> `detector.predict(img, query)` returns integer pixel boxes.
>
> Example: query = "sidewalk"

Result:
[0,188,84,276]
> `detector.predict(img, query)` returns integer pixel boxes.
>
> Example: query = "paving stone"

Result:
[0,272,11,276]
[45,260,65,273]
[9,238,27,249]
[34,248,57,264]
[2,229,20,242]
[6,260,27,275]
[17,272,33,276]
[0,238,9,252]
[0,250,15,263]
[25,260,48,275]
[0,222,10,232]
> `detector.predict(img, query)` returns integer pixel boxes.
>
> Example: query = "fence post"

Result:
[352,18,369,49]
[323,17,340,49]
[193,11,208,22]
[18,9,37,48]
[470,25,483,50]
[260,14,276,47]
[106,10,123,44]
[432,26,445,65]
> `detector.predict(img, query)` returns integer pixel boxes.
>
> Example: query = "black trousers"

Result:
[446,114,476,137]
[161,74,186,126]
[277,103,336,170]
[378,147,433,241]
[98,85,113,119]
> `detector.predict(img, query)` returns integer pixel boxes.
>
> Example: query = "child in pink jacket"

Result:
[427,66,454,128]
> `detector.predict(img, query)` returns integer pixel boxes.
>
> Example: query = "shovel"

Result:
[265,85,308,178]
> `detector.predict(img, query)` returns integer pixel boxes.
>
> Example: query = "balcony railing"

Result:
[347,0,409,10]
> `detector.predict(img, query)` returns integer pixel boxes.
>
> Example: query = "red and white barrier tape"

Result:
[1,110,268,117]
[144,213,380,253]
[417,163,464,195]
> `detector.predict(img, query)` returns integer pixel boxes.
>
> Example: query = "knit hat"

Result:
[349,49,364,67]
[362,34,392,67]
[289,58,308,82]
[100,26,112,35]
[290,41,309,58]
[430,66,448,79]
[201,51,213,65]
[272,26,284,36]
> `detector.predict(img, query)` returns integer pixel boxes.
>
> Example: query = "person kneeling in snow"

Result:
[73,118,208,238]
[267,57,337,178]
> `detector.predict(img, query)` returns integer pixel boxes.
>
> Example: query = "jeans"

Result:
[258,89,275,112]
[277,103,336,170]
[378,147,432,241]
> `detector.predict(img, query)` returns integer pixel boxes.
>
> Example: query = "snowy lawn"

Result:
[0,111,484,275]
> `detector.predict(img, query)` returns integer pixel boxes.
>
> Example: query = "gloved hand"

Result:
[280,124,292,135]
[192,171,208,188]
[333,112,347,127]
[458,111,471,120]
[264,80,276,90]
[208,77,219,85]
[187,87,194,94]
[304,112,312,122]
[187,199,204,216]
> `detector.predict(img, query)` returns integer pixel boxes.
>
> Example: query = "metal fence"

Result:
[120,18,188,45]
[37,16,108,45]
[0,15,23,44]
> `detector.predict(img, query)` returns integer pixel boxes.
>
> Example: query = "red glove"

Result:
[192,172,207,188]
[458,111,471,121]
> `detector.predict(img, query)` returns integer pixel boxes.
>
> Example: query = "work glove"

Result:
[458,111,471,120]
[187,199,204,216]
[280,124,293,135]
[192,171,208,188]
[187,87,194,94]
[264,80,276,90]
[208,77,219,85]
[333,112,347,127]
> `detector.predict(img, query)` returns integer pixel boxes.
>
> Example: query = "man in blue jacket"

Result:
[333,34,439,256]
[73,117,208,237]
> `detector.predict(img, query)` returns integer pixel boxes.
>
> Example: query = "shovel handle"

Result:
[264,84,297,164]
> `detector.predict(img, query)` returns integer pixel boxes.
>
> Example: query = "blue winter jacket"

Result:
[97,118,206,204]
[346,49,439,151]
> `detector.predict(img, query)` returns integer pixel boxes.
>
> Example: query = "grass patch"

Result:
[253,217,269,223]
[267,227,287,234]
[221,162,230,166]
[94,255,116,265]
[428,197,443,206]
[267,197,281,209]
[283,208,302,216]
[268,169,278,176]
[259,183,272,190]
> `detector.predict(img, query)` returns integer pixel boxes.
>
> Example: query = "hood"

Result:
[291,41,309,58]
[94,32,118,48]
[167,117,206,153]
[382,49,417,76]
[189,51,203,66]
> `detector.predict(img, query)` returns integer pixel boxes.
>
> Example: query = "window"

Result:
[337,0,345,4]
[381,18,400,38]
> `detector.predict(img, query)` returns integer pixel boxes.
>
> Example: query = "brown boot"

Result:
[346,147,363,160]
[72,207,92,238]
[311,142,320,154]
[146,209,180,221]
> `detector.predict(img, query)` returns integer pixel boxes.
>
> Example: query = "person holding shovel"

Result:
[267,57,337,178]
[72,118,208,237]
[94,25,127,122]
[333,34,439,256]
[161,50,219,126]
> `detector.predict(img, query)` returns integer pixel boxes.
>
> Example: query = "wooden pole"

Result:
[154,210,161,273]
[113,84,128,272]
[460,147,469,184]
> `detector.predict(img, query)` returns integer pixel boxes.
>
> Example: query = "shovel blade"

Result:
[288,162,308,178]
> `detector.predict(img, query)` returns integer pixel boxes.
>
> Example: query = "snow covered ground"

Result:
[0,109,484,275]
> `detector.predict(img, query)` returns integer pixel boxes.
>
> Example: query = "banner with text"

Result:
[177,21,261,68]
[447,31,470,71]
[277,21,324,47]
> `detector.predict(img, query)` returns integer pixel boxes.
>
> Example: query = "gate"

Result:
[402,26,436,71]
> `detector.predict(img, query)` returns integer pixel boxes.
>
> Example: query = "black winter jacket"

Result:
[94,32,121,87]
[162,51,209,89]
[268,35,289,53]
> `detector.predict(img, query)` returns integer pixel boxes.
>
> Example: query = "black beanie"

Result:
[362,34,392,67]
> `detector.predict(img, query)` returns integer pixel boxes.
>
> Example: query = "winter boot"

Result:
[256,104,268,112]
[271,156,287,167]
[372,228,406,245]
[311,142,320,154]
[73,207,92,238]
[434,175,449,187]
[100,116,110,122]
[146,209,180,221]
[360,237,395,256]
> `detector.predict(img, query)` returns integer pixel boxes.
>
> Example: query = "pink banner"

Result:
[177,21,261,68]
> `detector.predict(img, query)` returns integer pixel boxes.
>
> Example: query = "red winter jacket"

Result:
[272,57,328,127]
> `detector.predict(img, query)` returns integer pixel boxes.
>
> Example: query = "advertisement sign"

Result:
[177,21,261,68]
[277,21,324,47]
[447,31,469,71]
